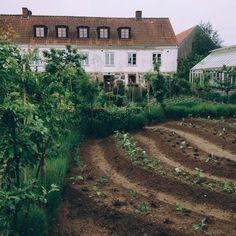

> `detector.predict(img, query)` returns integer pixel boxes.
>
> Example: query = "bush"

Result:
[145,106,165,124]
[201,91,222,102]
[17,206,48,236]
[165,102,236,119]
[83,107,145,137]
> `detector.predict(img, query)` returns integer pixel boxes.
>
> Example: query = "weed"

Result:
[74,155,87,173]
[192,218,207,231]
[175,202,186,212]
[97,176,108,186]
[70,175,84,184]
[92,185,104,197]
[128,188,138,198]
[221,182,236,194]
[137,202,150,214]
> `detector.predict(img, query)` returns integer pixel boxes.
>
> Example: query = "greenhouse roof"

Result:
[191,45,236,71]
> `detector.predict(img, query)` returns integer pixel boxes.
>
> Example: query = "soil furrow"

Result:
[134,133,235,183]
[94,139,236,221]
[154,126,236,161]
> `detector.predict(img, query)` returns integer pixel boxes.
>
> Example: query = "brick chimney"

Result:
[135,10,142,19]
[22,7,32,19]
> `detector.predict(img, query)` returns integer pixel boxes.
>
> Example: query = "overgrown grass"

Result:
[17,128,81,236]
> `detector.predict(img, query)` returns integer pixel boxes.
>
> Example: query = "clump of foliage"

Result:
[0,39,98,235]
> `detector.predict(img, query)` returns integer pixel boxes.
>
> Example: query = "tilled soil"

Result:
[50,134,236,236]
[134,128,236,181]
[163,118,236,156]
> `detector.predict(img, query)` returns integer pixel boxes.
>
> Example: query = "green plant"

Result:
[137,202,150,214]
[70,175,84,184]
[175,202,186,212]
[128,188,138,198]
[222,182,236,194]
[17,206,48,236]
[192,218,207,231]
[97,176,108,186]
[92,185,105,197]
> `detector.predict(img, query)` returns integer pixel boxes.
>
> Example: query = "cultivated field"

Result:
[51,118,236,236]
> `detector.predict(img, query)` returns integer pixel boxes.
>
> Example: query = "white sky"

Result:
[1,0,235,46]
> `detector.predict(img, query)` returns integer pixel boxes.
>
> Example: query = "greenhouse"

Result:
[190,45,236,85]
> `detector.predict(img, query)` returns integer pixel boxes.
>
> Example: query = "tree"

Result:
[199,22,223,48]
[177,22,222,80]
[213,66,236,103]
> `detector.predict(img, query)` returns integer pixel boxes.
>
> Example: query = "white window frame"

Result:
[152,53,162,65]
[99,28,109,39]
[35,27,45,38]
[79,27,88,38]
[57,27,67,38]
[80,52,89,66]
[120,28,129,39]
[128,52,137,66]
[105,52,115,66]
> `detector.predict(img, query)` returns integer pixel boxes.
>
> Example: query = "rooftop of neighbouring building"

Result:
[176,26,197,45]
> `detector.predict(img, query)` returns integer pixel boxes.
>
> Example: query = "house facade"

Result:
[0,8,178,86]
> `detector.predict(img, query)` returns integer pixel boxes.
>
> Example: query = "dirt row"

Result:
[51,118,236,236]
[134,128,236,181]
[51,136,236,236]
[163,118,236,155]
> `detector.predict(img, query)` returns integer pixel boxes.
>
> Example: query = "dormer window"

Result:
[97,27,110,39]
[118,27,131,39]
[77,26,89,39]
[56,26,68,38]
[34,25,48,38]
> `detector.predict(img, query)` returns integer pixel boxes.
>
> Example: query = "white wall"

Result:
[20,44,178,74]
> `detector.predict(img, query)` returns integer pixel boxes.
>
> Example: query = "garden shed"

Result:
[190,45,236,85]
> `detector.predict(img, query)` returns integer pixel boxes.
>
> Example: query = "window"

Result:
[128,53,136,66]
[80,52,89,66]
[78,27,89,39]
[56,26,68,38]
[97,27,110,39]
[34,25,48,38]
[153,53,162,65]
[118,27,131,39]
[105,52,114,66]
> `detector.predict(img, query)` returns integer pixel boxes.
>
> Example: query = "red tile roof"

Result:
[0,14,177,46]
[176,26,197,45]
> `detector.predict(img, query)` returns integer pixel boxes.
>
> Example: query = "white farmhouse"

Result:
[0,8,178,87]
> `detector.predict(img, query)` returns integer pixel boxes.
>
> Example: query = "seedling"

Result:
[97,176,108,186]
[175,202,186,212]
[93,185,104,197]
[192,218,207,231]
[128,188,138,198]
[70,175,84,184]
[222,182,236,194]
[74,155,87,172]
[137,202,150,214]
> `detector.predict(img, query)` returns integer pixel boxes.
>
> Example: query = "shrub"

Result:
[165,103,236,119]
[83,107,145,137]
[17,206,48,236]
[145,106,165,124]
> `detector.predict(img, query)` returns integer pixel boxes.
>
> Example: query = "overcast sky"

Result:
[1,0,235,46]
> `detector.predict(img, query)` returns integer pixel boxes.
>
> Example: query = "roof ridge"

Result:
[0,14,170,20]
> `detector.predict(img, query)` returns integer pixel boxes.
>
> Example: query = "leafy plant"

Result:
[192,218,207,231]
[137,202,150,214]
[70,175,84,184]
[128,188,138,198]
[175,202,186,212]
[92,185,104,197]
